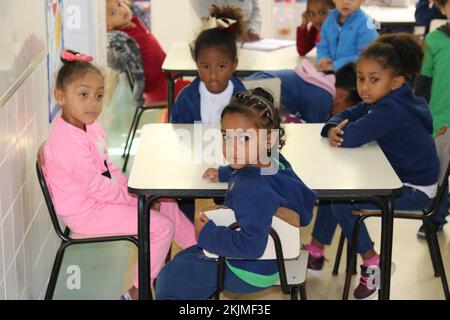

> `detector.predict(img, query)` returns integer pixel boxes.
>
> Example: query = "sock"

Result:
[363,254,380,268]
[360,254,380,287]
[304,243,325,259]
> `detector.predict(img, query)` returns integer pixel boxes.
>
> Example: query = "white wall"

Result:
[0,0,108,300]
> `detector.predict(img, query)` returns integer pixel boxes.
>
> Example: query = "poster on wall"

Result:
[46,0,64,123]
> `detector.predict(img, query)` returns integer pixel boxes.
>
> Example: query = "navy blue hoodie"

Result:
[321,84,439,186]
[171,76,247,123]
[198,154,316,280]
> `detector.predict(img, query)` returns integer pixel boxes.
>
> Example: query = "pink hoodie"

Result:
[44,116,136,228]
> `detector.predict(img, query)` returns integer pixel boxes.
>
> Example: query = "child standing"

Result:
[307,34,442,299]
[43,51,197,300]
[315,0,378,72]
[155,88,317,300]
[171,5,248,124]
[297,0,334,56]
[106,0,188,102]
[414,0,450,236]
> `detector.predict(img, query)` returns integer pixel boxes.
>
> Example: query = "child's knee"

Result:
[151,215,175,240]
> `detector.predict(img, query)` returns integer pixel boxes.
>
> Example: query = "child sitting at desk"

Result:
[297,0,334,56]
[171,4,248,124]
[106,0,188,102]
[414,0,450,236]
[155,88,316,300]
[43,51,197,300]
[315,0,378,72]
[305,33,442,300]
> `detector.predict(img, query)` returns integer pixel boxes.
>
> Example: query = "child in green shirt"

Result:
[415,0,450,136]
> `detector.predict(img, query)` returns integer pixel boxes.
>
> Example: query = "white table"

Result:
[162,41,315,115]
[128,123,402,300]
[362,4,416,27]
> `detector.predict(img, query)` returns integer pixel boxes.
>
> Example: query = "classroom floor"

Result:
[53,76,450,300]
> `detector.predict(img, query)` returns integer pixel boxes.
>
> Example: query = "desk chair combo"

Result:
[201,206,309,300]
[332,129,450,300]
[36,161,139,300]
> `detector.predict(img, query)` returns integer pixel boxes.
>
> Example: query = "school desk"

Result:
[128,123,403,300]
[362,4,416,29]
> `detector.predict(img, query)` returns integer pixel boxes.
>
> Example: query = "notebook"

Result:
[241,39,296,52]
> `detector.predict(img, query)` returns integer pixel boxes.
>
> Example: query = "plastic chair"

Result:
[121,67,168,172]
[332,129,450,300]
[36,161,139,300]
[201,206,309,300]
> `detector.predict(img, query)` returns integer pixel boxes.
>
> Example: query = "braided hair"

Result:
[221,87,286,150]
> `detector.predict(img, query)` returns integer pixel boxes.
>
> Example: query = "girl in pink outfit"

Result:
[43,50,197,300]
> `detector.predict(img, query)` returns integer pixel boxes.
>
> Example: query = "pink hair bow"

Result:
[61,50,94,62]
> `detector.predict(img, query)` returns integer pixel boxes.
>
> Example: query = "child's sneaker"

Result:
[353,265,378,299]
[303,244,325,276]
[307,254,325,276]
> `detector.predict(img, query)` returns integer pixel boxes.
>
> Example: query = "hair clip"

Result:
[61,50,94,62]
[203,16,237,31]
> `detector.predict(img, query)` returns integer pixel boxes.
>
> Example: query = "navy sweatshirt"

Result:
[245,69,333,123]
[321,84,439,186]
[171,76,247,124]
[198,154,317,277]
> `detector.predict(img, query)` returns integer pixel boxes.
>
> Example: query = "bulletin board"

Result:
[46,0,64,123]
[0,0,47,107]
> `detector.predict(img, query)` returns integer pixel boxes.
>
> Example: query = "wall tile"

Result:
[5,260,17,300]
[1,209,15,271]
[0,156,12,219]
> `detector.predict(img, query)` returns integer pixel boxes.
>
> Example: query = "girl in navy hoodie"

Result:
[171,5,247,124]
[308,33,440,300]
[156,88,316,299]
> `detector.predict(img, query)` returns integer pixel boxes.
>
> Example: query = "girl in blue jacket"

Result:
[171,5,247,124]
[156,88,317,300]
[307,33,442,300]
[316,0,378,72]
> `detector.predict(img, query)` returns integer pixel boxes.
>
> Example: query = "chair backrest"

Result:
[435,128,450,187]
[429,129,450,213]
[35,161,68,241]
[200,206,300,260]
[241,77,282,108]
[430,19,447,33]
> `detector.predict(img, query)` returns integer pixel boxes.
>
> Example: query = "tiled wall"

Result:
[0,59,61,300]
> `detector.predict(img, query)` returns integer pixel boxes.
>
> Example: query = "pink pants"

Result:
[66,199,196,288]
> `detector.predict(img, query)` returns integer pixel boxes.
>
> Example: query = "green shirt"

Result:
[421,26,450,136]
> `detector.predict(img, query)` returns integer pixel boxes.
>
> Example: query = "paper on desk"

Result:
[242,38,296,52]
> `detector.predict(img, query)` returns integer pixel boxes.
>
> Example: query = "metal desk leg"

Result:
[138,195,151,300]
[167,73,175,119]
[379,197,394,300]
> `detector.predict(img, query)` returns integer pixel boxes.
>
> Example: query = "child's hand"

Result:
[246,29,260,42]
[327,119,349,147]
[316,58,333,71]
[37,142,46,167]
[195,213,210,238]
[202,168,219,183]
[300,11,310,28]
[151,201,161,212]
